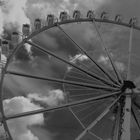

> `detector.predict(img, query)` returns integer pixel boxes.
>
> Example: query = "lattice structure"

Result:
[0,10,140,140]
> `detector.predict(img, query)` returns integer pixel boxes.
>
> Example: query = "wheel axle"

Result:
[121,80,136,92]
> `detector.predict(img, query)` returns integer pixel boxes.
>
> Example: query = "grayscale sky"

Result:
[1,0,140,140]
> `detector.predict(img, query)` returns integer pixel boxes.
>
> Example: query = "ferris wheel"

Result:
[0,10,140,140]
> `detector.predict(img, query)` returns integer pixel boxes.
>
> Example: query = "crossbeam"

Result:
[92,19,123,84]
[6,70,118,91]
[26,41,120,87]
[57,24,119,86]
[5,91,121,120]
[75,95,122,140]
[131,107,140,133]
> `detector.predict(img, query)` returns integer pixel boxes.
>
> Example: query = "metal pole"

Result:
[127,27,133,80]
[92,19,123,84]
[6,70,118,91]
[75,95,122,140]
[26,41,118,87]
[113,103,121,140]
[57,24,119,86]
[131,107,140,133]
[120,90,132,140]
[5,91,121,120]
[120,25,134,140]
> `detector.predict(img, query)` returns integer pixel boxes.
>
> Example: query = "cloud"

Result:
[67,53,88,71]
[100,0,140,20]
[0,0,30,35]
[28,89,65,106]
[3,88,65,140]
[98,55,126,72]
[69,54,88,63]
[2,0,140,139]
[25,0,111,24]
[3,96,44,140]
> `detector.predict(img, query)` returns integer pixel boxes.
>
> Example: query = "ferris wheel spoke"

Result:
[67,70,120,88]
[26,40,119,87]
[73,102,99,114]
[5,92,121,120]
[66,88,101,91]
[75,95,122,140]
[70,57,116,86]
[66,107,104,140]
[67,69,88,77]
[70,54,96,73]
[69,53,92,71]
[69,107,86,129]
[112,102,121,140]
[131,107,140,133]
[57,24,119,86]
[65,74,96,84]
[80,101,106,122]
[133,101,140,110]
[66,70,97,83]
[6,70,118,91]
[92,20,123,84]
[127,27,133,80]
[69,92,101,98]
[88,131,103,140]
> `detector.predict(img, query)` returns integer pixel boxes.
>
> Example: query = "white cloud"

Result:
[28,89,65,106]
[4,96,44,140]
[3,89,65,140]
[98,55,125,72]
[70,54,88,63]
[67,54,88,71]
[26,0,109,21]
[98,55,109,65]
[115,61,125,72]
[0,0,30,35]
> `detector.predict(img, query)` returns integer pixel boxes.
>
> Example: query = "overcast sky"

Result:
[1,0,140,140]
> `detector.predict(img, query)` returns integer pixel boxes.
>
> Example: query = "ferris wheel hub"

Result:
[121,80,136,92]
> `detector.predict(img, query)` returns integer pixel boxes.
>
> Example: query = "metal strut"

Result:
[69,108,103,140]
[75,95,122,140]
[57,24,120,87]
[119,26,134,140]
[112,102,121,140]
[127,27,133,80]
[64,71,103,140]
[131,107,140,134]
[5,91,121,120]
[92,19,123,84]
[6,70,117,91]
[120,91,132,140]
[26,40,120,87]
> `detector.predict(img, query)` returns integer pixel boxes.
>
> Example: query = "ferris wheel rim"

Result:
[0,17,140,139]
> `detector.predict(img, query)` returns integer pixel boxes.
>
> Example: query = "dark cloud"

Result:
[2,0,140,140]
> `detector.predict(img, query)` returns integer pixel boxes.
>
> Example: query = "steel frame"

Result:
[0,17,140,140]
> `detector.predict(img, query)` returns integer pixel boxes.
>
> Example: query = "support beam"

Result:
[75,95,122,140]
[127,27,133,80]
[92,19,123,84]
[5,91,121,120]
[120,91,132,140]
[57,24,119,86]
[6,70,118,91]
[113,103,121,140]
[133,101,140,110]
[26,41,119,87]
[131,107,140,133]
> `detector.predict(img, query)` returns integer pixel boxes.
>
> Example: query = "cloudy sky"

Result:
[1,0,140,140]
